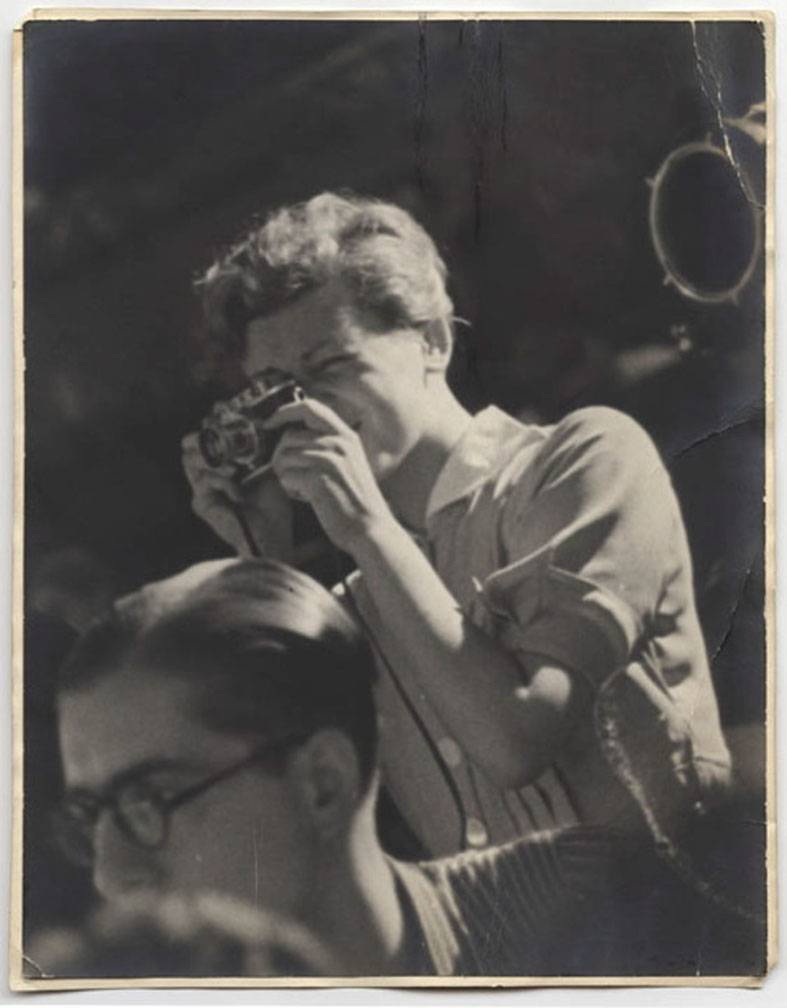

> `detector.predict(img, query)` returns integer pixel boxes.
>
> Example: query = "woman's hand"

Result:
[182,432,294,559]
[266,398,397,556]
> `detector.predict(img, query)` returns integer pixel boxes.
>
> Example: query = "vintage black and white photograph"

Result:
[13,9,772,988]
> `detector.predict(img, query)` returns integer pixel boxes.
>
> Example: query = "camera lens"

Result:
[222,420,260,466]
[199,426,229,468]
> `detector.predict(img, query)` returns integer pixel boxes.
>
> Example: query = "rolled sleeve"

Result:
[483,407,681,688]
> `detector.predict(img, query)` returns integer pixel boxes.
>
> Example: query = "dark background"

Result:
[21,17,767,958]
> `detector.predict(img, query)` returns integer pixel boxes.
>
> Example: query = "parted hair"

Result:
[197,192,454,357]
[59,559,379,789]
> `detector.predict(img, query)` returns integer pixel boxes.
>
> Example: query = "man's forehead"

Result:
[58,669,247,790]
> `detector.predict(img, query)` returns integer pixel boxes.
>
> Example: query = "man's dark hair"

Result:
[59,559,379,789]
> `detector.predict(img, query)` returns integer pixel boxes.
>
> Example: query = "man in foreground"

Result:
[55,558,630,977]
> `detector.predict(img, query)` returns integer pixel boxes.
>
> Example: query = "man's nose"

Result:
[92,813,163,903]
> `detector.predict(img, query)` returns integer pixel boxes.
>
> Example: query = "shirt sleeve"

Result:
[421,826,628,973]
[480,406,684,689]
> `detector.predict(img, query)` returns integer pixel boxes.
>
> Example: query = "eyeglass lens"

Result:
[53,783,168,868]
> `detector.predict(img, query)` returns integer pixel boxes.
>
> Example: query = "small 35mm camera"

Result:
[199,369,304,480]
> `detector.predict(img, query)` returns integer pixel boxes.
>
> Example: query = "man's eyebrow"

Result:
[101,757,207,796]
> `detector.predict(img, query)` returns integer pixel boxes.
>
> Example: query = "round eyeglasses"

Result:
[52,733,308,868]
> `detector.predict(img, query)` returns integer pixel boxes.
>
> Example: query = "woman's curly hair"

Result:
[197,192,454,358]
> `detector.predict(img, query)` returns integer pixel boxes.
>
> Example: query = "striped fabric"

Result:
[390,827,624,975]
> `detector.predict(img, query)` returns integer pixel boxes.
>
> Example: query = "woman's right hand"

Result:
[181,432,294,560]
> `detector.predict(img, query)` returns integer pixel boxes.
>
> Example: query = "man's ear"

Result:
[421,317,453,373]
[288,729,361,839]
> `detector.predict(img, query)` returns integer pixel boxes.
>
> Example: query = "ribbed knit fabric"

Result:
[389,826,624,975]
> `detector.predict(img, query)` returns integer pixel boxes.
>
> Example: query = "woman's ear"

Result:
[288,729,361,839]
[421,317,453,373]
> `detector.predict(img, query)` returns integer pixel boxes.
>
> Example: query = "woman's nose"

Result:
[92,812,163,904]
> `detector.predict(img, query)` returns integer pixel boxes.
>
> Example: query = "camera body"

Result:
[199,370,303,479]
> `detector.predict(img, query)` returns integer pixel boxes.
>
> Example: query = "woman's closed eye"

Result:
[307,353,360,379]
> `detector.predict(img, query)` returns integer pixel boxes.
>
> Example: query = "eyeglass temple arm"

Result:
[164,734,309,812]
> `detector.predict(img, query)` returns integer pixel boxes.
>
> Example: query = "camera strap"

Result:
[230,503,262,557]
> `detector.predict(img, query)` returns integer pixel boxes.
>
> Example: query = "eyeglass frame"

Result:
[52,731,310,868]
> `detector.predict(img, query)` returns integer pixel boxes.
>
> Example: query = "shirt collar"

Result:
[425,406,535,523]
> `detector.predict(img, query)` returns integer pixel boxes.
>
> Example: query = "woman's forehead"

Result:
[243,283,365,373]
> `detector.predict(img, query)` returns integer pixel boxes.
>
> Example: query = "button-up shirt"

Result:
[346,405,731,857]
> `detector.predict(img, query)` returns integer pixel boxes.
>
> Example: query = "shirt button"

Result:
[437,736,463,768]
[465,817,489,848]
